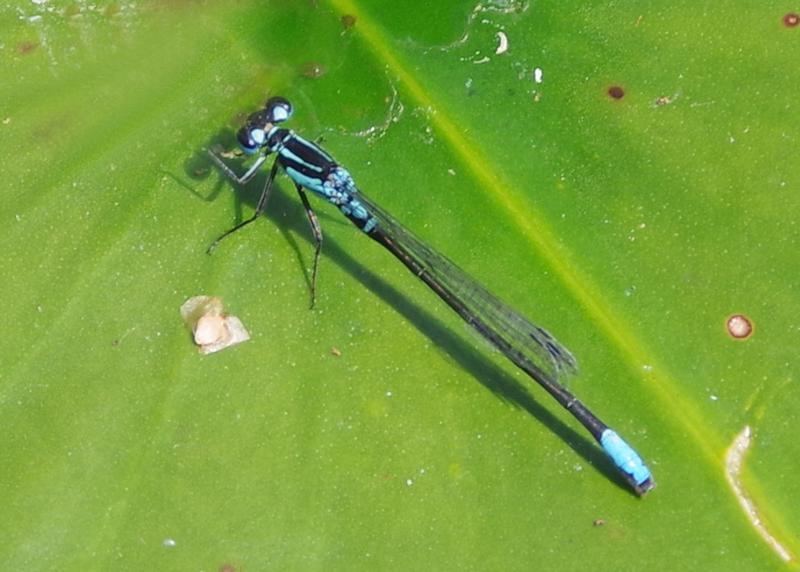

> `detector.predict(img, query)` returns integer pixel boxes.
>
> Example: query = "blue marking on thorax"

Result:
[265,125,284,152]
[267,129,379,235]
[283,166,326,195]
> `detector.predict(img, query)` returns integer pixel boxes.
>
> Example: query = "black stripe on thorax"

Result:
[268,127,337,179]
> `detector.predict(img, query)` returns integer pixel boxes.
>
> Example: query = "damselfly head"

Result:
[264,96,293,124]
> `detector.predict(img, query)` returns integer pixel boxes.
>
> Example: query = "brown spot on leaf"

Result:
[18,41,39,55]
[607,86,625,99]
[341,14,357,29]
[300,62,326,79]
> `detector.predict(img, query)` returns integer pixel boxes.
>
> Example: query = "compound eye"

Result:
[237,126,264,154]
[265,96,293,123]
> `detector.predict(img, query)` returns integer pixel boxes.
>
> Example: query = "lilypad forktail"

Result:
[206,97,654,495]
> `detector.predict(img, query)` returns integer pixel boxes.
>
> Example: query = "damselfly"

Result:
[206,97,654,495]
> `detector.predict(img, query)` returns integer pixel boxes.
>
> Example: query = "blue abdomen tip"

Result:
[600,429,653,489]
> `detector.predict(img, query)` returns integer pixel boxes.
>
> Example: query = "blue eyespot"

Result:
[237,127,258,154]
[265,96,293,124]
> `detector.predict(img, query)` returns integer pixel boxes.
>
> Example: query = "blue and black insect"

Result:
[206,96,654,495]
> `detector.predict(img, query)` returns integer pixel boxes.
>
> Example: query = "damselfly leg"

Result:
[205,152,280,254]
[207,148,266,185]
[294,184,323,309]
[206,149,325,309]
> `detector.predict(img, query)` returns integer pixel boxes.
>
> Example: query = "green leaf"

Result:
[2,1,798,569]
